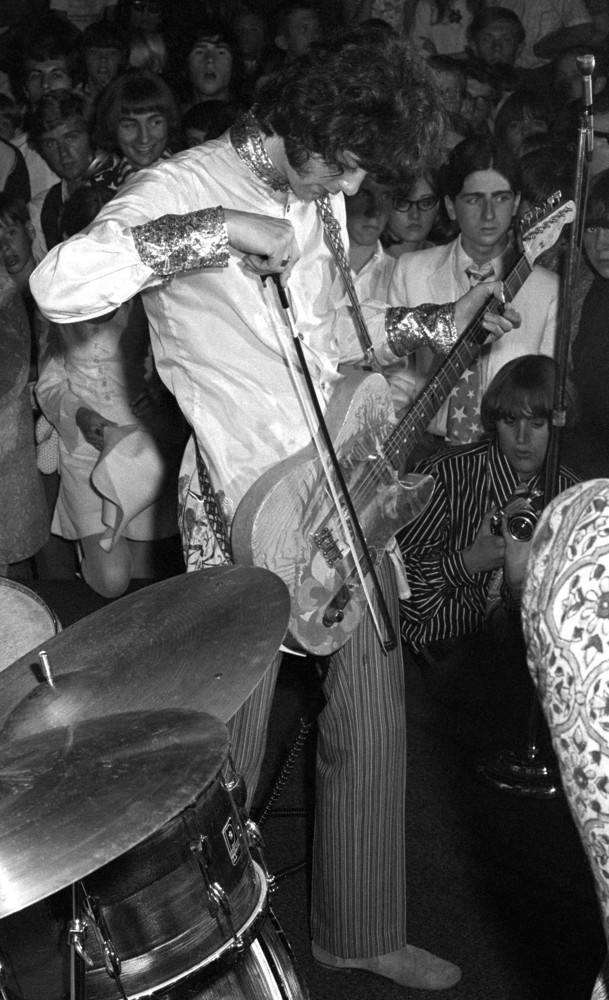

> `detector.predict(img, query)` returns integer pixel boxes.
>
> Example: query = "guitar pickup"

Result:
[314,526,342,567]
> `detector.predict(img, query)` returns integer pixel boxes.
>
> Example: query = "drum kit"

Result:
[0,568,309,1000]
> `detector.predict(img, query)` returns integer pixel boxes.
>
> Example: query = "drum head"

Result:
[0,580,59,673]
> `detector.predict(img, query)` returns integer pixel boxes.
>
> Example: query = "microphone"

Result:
[577,53,595,156]
[577,53,595,111]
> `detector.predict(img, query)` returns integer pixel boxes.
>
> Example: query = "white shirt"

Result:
[31,130,351,520]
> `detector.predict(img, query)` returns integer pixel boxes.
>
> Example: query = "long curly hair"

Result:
[255,32,446,190]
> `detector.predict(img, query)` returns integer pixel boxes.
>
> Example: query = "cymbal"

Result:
[0,709,228,917]
[0,566,289,739]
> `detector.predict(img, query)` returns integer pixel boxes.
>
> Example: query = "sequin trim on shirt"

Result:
[230,111,290,192]
[386,303,456,356]
[132,206,229,277]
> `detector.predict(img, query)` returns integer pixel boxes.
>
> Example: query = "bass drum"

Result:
[0,579,60,672]
[0,774,307,1000]
[166,910,309,1000]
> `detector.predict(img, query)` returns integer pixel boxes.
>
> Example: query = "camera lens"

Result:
[508,513,536,541]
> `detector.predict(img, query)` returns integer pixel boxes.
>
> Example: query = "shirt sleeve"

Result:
[30,170,229,324]
[397,468,479,628]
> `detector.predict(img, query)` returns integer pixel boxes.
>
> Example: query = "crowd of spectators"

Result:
[0,0,606,610]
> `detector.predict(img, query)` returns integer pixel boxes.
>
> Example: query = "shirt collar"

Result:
[230,110,290,193]
[455,233,511,280]
[487,437,543,506]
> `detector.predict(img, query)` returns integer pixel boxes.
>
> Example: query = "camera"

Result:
[489,487,544,541]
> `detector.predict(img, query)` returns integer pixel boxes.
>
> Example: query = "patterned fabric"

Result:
[132,207,228,277]
[522,479,609,992]
[230,112,290,192]
[177,438,233,572]
[444,262,494,445]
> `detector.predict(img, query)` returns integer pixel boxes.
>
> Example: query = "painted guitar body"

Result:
[231,373,434,656]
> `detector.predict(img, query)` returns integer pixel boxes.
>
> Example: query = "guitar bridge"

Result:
[313,526,342,567]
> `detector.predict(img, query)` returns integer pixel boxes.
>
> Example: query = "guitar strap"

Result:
[193,436,233,564]
[316,194,384,375]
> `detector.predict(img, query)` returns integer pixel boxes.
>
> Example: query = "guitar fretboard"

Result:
[385,253,533,472]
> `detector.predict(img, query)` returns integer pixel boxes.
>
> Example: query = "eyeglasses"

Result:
[394,195,439,213]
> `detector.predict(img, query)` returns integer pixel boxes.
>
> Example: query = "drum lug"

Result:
[68,916,95,968]
[81,887,129,998]
[244,819,276,893]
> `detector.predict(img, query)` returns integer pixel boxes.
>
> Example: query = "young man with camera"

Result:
[397,354,577,654]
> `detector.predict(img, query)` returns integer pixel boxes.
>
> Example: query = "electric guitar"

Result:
[231,198,575,656]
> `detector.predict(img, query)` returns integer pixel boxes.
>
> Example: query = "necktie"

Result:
[445,261,495,445]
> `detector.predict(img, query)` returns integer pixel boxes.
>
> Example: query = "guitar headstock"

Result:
[520,192,576,266]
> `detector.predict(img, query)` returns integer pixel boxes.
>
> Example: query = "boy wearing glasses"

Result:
[389,134,558,446]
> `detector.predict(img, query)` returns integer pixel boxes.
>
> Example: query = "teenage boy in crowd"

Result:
[389,134,558,447]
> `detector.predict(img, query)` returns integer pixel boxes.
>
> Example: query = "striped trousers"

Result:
[228,556,408,958]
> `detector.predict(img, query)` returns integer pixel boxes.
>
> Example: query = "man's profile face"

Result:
[496,412,549,481]
[475,22,521,66]
[446,168,520,261]
[277,8,320,59]
[345,176,393,247]
[285,151,367,202]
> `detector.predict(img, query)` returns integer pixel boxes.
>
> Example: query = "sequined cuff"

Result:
[132,206,229,277]
[386,303,457,357]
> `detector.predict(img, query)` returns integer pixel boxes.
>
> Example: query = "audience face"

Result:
[277,8,320,59]
[345,176,393,247]
[39,116,93,181]
[188,37,233,102]
[496,411,549,481]
[85,45,123,96]
[387,177,439,251]
[116,109,168,168]
[233,11,268,62]
[434,69,465,118]
[0,216,35,289]
[461,77,496,132]
[583,221,609,279]
[474,20,521,67]
[504,113,548,158]
[24,58,73,104]
[446,167,519,261]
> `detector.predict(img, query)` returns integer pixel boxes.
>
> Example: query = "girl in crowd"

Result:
[383,173,444,257]
[35,185,184,598]
[94,68,180,184]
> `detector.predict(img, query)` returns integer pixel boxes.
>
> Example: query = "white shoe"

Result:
[312,941,462,990]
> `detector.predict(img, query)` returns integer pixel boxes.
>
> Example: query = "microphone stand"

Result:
[478,58,594,797]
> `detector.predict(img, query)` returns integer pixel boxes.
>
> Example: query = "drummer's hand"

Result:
[76,407,117,451]
[224,209,300,286]
[454,281,521,340]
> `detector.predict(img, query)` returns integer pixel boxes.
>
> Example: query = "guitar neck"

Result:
[385,252,533,471]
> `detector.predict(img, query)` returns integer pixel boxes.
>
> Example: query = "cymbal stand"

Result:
[478,56,594,798]
[69,882,88,1000]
